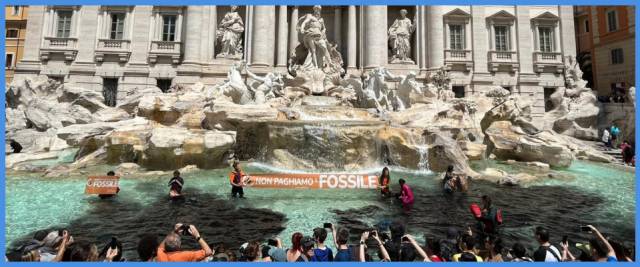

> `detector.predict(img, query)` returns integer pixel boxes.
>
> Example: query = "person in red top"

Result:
[379,167,391,198]
[398,179,414,213]
[156,223,213,262]
[230,161,246,198]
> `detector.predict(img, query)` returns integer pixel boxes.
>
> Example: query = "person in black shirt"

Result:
[168,170,184,198]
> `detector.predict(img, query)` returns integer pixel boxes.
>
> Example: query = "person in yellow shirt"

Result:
[452,235,483,262]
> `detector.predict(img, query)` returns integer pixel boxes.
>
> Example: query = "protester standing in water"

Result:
[230,161,246,198]
[98,171,120,199]
[168,170,184,198]
[443,165,456,193]
[398,179,414,213]
[379,167,391,198]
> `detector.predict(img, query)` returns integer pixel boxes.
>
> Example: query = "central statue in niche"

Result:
[388,9,415,64]
[216,5,245,59]
[289,5,345,95]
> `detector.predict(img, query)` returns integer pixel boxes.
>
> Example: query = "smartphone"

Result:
[401,236,409,242]
[181,224,191,235]
[580,226,591,232]
[562,235,568,244]
[109,237,118,249]
[267,239,278,247]
[370,231,378,237]
[323,223,332,229]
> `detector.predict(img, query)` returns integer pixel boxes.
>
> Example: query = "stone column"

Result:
[251,6,276,67]
[183,6,202,64]
[417,6,427,70]
[426,6,444,68]
[276,5,288,67]
[18,6,45,64]
[516,6,534,73]
[347,5,357,70]
[128,6,153,65]
[334,7,342,49]
[363,6,387,69]
[559,6,576,57]
[289,6,299,53]
[470,6,488,73]
[199,6,216,63]
[74,6,99,63]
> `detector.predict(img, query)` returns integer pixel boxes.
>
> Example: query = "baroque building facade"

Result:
[15,5,576,119]
[5,5,29,83]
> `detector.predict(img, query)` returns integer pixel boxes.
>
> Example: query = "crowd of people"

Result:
[5,163,634,262]
[601,124,635,166]
[7,220,632,262]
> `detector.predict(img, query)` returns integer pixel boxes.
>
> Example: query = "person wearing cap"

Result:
[156,223,213,262]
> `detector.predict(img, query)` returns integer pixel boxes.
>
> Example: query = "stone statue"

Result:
[288,5,345,95]
[215,61,252,104]
[298,6,332,70]
[359,67,391,112]
[216,6,244,59]
[388,9,416,64]
[244,66,285,104]
[383,69,423,110]
[563,56,591,98]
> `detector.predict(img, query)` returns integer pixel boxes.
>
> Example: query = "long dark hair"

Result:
[380,167,390,185]
[291,232,303,253]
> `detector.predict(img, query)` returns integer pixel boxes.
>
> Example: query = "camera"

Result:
[109,237,118,249]
[267,238,278,247]
[323,223,332,229]
[580,226,591,232]
[180,224,191,235]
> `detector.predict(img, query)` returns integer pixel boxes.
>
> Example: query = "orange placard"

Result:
[85,176,120,195]
[230,173,379,190]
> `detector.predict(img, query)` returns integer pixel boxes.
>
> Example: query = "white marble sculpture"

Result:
[216,61,253,104]
[383,69,423,110]
[359,67,390,112]
[245,66,285,104]
[288,5,345,95]
[216,6,245,59]
[388,9,415,64]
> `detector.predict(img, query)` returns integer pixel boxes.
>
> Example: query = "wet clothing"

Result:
[380,176,391,196]
[400,184,414,212]
[480,207,499,235]
[443,172,455,193]
[168,176,184,194]
[98,187,120,199]
[533,245,561,262]
[230,171,244,198]
[311,247,333,262]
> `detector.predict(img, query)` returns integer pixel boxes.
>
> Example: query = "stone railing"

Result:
[488,50,519,72]
[445,49,472,61]
[148,41,182,64]
[95,39,132,63]
[40,37,78,61]
[44,37,77,49]
[97,39,131,50]
[444,49,473,71]
[533,51,563,73]
[533,51,562,62]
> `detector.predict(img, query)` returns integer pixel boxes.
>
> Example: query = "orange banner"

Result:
[231,173,379,190]
[85,176,120,195]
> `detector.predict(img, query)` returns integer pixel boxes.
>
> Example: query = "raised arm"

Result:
[373,233,391,262]
[588,225,616,259]
[404,234,431,262]
[359,231,369,262]
[331,225,339,249]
